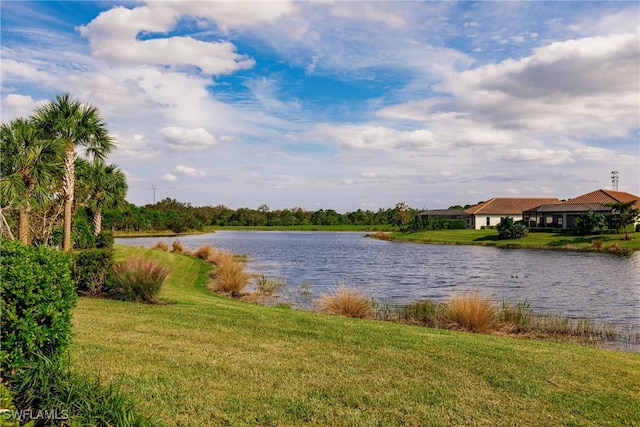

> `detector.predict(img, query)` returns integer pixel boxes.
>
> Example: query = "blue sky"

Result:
[2,1,638,211]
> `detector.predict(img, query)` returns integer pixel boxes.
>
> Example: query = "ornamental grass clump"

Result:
[442,291,497,333]
[192,244,216,261]
[171,240,186,253]
[317,285,373,319]
[151,241,169,251]
[110,258,171,303]
[208,251,252,297]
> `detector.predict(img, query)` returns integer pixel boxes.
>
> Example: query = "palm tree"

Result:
[75,158,128,235]
[34,94,114,250]
[0,118,64,244]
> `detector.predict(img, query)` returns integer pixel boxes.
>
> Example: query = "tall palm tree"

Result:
[0,118,64,244]
[75,158,128,235]
[34,94,114,250]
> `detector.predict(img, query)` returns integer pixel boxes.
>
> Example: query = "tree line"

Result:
[102,199,427,233]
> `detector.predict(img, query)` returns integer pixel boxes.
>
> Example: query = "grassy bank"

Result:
[385,229,640,252]
[70,245,640,426]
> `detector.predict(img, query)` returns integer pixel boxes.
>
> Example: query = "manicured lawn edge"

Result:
[70,245,640,426]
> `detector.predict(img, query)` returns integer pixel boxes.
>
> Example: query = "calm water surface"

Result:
[117,231,640,332]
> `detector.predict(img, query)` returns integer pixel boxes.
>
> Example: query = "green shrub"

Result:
[9,354,150,426]
[0,241,76,377]
[96,230,114,249]
[496,217,528,239]
[0,382,34,427]
[73,249,114,295]
[110,257,171,302]
[574,211,605,235]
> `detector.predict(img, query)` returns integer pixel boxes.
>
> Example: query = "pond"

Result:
[116,231,640,334]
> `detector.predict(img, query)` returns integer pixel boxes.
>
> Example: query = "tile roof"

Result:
[566,189,639,209]
[465,198,560,215]
[523,203,610,214]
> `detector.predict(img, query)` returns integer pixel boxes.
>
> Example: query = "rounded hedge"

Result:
[0,240,76,376]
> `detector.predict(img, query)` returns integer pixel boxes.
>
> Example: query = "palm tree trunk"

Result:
[18,203,30,245]
[93,209,102,236]
[63,144,75,251]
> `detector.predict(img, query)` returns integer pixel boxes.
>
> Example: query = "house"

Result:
[464,197,560,230]
[523,189,640,229]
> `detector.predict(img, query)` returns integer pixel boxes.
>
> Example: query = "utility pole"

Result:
[152,184,157,205]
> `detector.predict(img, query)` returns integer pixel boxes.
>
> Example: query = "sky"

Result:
[1,1,639,212]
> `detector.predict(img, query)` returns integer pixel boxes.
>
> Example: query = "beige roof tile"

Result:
[465,198,560,215]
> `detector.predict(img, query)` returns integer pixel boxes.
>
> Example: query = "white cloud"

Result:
[162,173,177,182]
[157,127,217,151]
[311,124,445,151]
[78,4,256,75]
[0,94,41,121]
[176,165,205,177]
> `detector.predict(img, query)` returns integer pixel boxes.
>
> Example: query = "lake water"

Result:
[116,231,640,334]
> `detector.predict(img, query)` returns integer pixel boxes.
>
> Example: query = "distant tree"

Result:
[497,217,528,239]
[574,211,605,235]
[393,202,412,227]
[606,201,639,240]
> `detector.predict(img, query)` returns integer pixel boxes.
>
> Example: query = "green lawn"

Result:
[70,245,640,426]
[389,229,640,251]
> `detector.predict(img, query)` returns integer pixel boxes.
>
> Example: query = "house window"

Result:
[557,217,563,226]
[486,217,490,226]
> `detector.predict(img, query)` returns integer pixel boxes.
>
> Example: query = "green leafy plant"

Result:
[496,217,529,239]
[574,211,605,235]
[0,240,76,376]
[9,353,150,427]
[73,249,114,295]
[110,257,171,303]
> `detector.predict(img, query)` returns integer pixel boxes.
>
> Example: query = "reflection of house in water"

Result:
[523,189,640,229]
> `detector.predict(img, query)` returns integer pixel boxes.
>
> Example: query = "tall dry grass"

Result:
[171,240,186,253]
[208,250,252,297]
[192,244,216,261]
[442,291,497,333]
[151,241,169,251]
[317,285,373,319]
[110,257,172,303]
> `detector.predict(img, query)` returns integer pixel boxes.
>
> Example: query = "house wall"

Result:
[470,214,517,229]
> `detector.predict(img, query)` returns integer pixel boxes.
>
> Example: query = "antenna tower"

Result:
[152,184,157,204]
[611,171,619,191]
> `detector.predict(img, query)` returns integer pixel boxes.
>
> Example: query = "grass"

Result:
[441,291,498,333]
[206,249,252,297]
[110,258,172,303]
[69,245,640,426]
[387,229,640,251]
[316,285,374,319]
